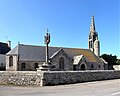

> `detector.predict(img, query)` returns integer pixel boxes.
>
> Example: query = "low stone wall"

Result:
[0,70,120,86]
[42,70,120,86]
[0,71,42,86]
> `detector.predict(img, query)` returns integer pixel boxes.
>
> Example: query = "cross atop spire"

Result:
[46,29,49,33]
[90,15,96,32]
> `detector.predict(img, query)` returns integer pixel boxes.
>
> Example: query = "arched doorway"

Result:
[81,64,85,70]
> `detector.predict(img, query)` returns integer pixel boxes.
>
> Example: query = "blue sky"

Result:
[0,0,119,58]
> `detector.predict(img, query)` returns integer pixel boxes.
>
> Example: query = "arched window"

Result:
[81,64,85,70]
[90,41,92,48]
[9,56,13,67]
[59,57,64,70]
[89,41,91,48]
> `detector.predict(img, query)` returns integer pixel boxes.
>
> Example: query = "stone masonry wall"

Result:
[6,56,18,71]
[18,61,43,71]
[51,49,73,71]
[0,70,120,86]
[0,71,42,86]
[42,70,120,86]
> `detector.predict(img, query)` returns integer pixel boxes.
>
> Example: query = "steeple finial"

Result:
[90,15,96,32]
[46,29,49,33]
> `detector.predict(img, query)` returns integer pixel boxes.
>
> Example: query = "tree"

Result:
[100,54,117,70]
[116,59,120,65]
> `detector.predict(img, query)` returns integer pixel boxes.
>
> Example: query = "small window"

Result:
[21,63,26,69]
[1,63,3,66]
[91,64,94,69]
[35,63,38,69]
[99,65,101,68]
[9,56,13,67]
[73,65,77,71]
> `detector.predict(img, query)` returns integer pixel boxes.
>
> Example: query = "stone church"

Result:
[6,16,106,71]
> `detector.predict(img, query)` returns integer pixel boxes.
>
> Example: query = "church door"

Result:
[81,64,85,70]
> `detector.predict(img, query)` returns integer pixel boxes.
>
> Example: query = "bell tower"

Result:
[88,15,100,56]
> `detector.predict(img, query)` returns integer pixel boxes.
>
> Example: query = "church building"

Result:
[6,16,106,71]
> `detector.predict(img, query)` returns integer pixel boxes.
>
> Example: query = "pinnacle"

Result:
[90,15,96,32]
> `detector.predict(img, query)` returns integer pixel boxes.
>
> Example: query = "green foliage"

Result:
[101,54,117,65]
[100,54,118,69]
[116,59,120,65]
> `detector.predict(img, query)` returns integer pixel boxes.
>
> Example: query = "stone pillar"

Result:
[37,29,53,71]
[44,30,50,63]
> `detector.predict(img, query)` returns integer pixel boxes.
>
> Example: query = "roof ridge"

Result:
[14,44,88,50]
[18,44,43,47]
[63,47,88,50]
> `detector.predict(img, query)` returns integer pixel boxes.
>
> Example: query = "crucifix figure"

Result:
[44,29,50,63]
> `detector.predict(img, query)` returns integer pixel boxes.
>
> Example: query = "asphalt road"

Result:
[0,79,120,96]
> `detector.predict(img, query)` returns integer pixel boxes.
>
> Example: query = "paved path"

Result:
[0,79,120,96]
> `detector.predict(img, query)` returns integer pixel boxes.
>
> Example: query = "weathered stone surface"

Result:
[42,70,120,86]
[0,70,120,86]
[0,71,42,86]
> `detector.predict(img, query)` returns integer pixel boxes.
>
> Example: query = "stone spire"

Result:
[90,15,96,33]
[88,15,100,56]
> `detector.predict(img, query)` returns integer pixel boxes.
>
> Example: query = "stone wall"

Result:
[0,71,42,86]
[50,49,73,71]
[18,61,43,71]
[42,70,120,86]
[6,55,18,71]
[6,55,43,71]
[0,55,6,69]
[0,70,120,86]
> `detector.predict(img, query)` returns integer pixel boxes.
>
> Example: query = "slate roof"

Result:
[6,44,103,64]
